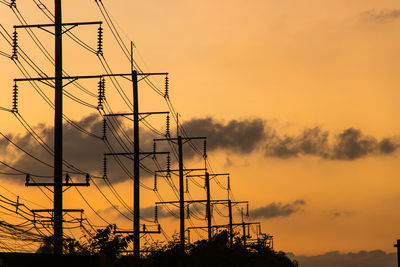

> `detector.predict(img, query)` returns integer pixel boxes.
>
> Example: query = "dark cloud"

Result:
[0,115,398,185]
[141,205,177,220]
[265,127,329,158]
[265,127,399,160]
[332,128,377,160]
[361,9,400,23]
[288,250,396,267]
[250,200,306,219]
[0,115,267,185]
[181,117,266,154]
[0,114,106,180]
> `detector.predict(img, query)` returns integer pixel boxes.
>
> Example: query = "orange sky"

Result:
[0,0,400,257]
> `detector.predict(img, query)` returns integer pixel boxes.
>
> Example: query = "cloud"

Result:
[0,115,398,185]
[181,117,266,154]
[97,204,178,222]
[361,9,400,23]
[288,250,396,267]
[265,127,399,160]
[141,205,178,220]
[0,114,106,180]
[250,200,306,219]
[331,128,378,160]
[331,210,355,219]
[265,127,329,158]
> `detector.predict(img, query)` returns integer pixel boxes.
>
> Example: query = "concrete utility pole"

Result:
[14,1,104,255]
[53,0,63,254]
[185,172,230,240]
[228,200,233,246]
[242,221,247,248]
[154,136,206,248]
[205,172,212,240]
[103,69,168,256]
[157,198,248,248]
[178,136,185,246]
[394,239,400,267]
[132,69,140,256]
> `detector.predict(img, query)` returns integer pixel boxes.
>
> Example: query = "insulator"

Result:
[86,173,90,184]
[97,25,103,55]
[165,115,170,137]
[203,140,207,158]
[246,203,249,217]
[12,83,18,113]
[166,154,171,173]
[102,78,105,99]
[103,157,107,178]
[185,178,189,193]
[25,174,30,186]
[102,119,107,140]
[12,30,18,60]
[186,205,190,219]
[152,142,156,160]
[65,173,70,184]
[154,205,158,223]
[10,0,16,8]
[227,176,231,190]
[164,76,169,98]
[16,196,19,213]
[153,173,157,191]
[97,78,105,109]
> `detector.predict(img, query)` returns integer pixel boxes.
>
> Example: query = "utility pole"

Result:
[395,239,400,267]
[156,199,247,246]
[54,0,63,254]
[205,172,211,240]
[186,173,229,240]
[20,67,168,256]
[178,136,185,245]
[228,200,233,246]
[103,70,168,256]
[132,69,140,257]
[154,136,206,248]
[13,1,102,254]
[242,221,246,248]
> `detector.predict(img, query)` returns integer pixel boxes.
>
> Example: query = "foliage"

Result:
[139,230,298,267]
[88,224,132,257]
[37,227,297,267]
[37,224,132,258]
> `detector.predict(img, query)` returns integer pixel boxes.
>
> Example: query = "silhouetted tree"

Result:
[37,227,297,267]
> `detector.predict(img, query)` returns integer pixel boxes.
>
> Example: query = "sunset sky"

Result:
[0,0,400,265]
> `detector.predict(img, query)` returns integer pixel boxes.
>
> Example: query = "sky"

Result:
[0,0,400,266]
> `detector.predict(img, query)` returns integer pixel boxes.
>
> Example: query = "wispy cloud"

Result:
[361,9,400,23]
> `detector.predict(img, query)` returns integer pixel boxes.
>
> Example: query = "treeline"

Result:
[37,226,298,267]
